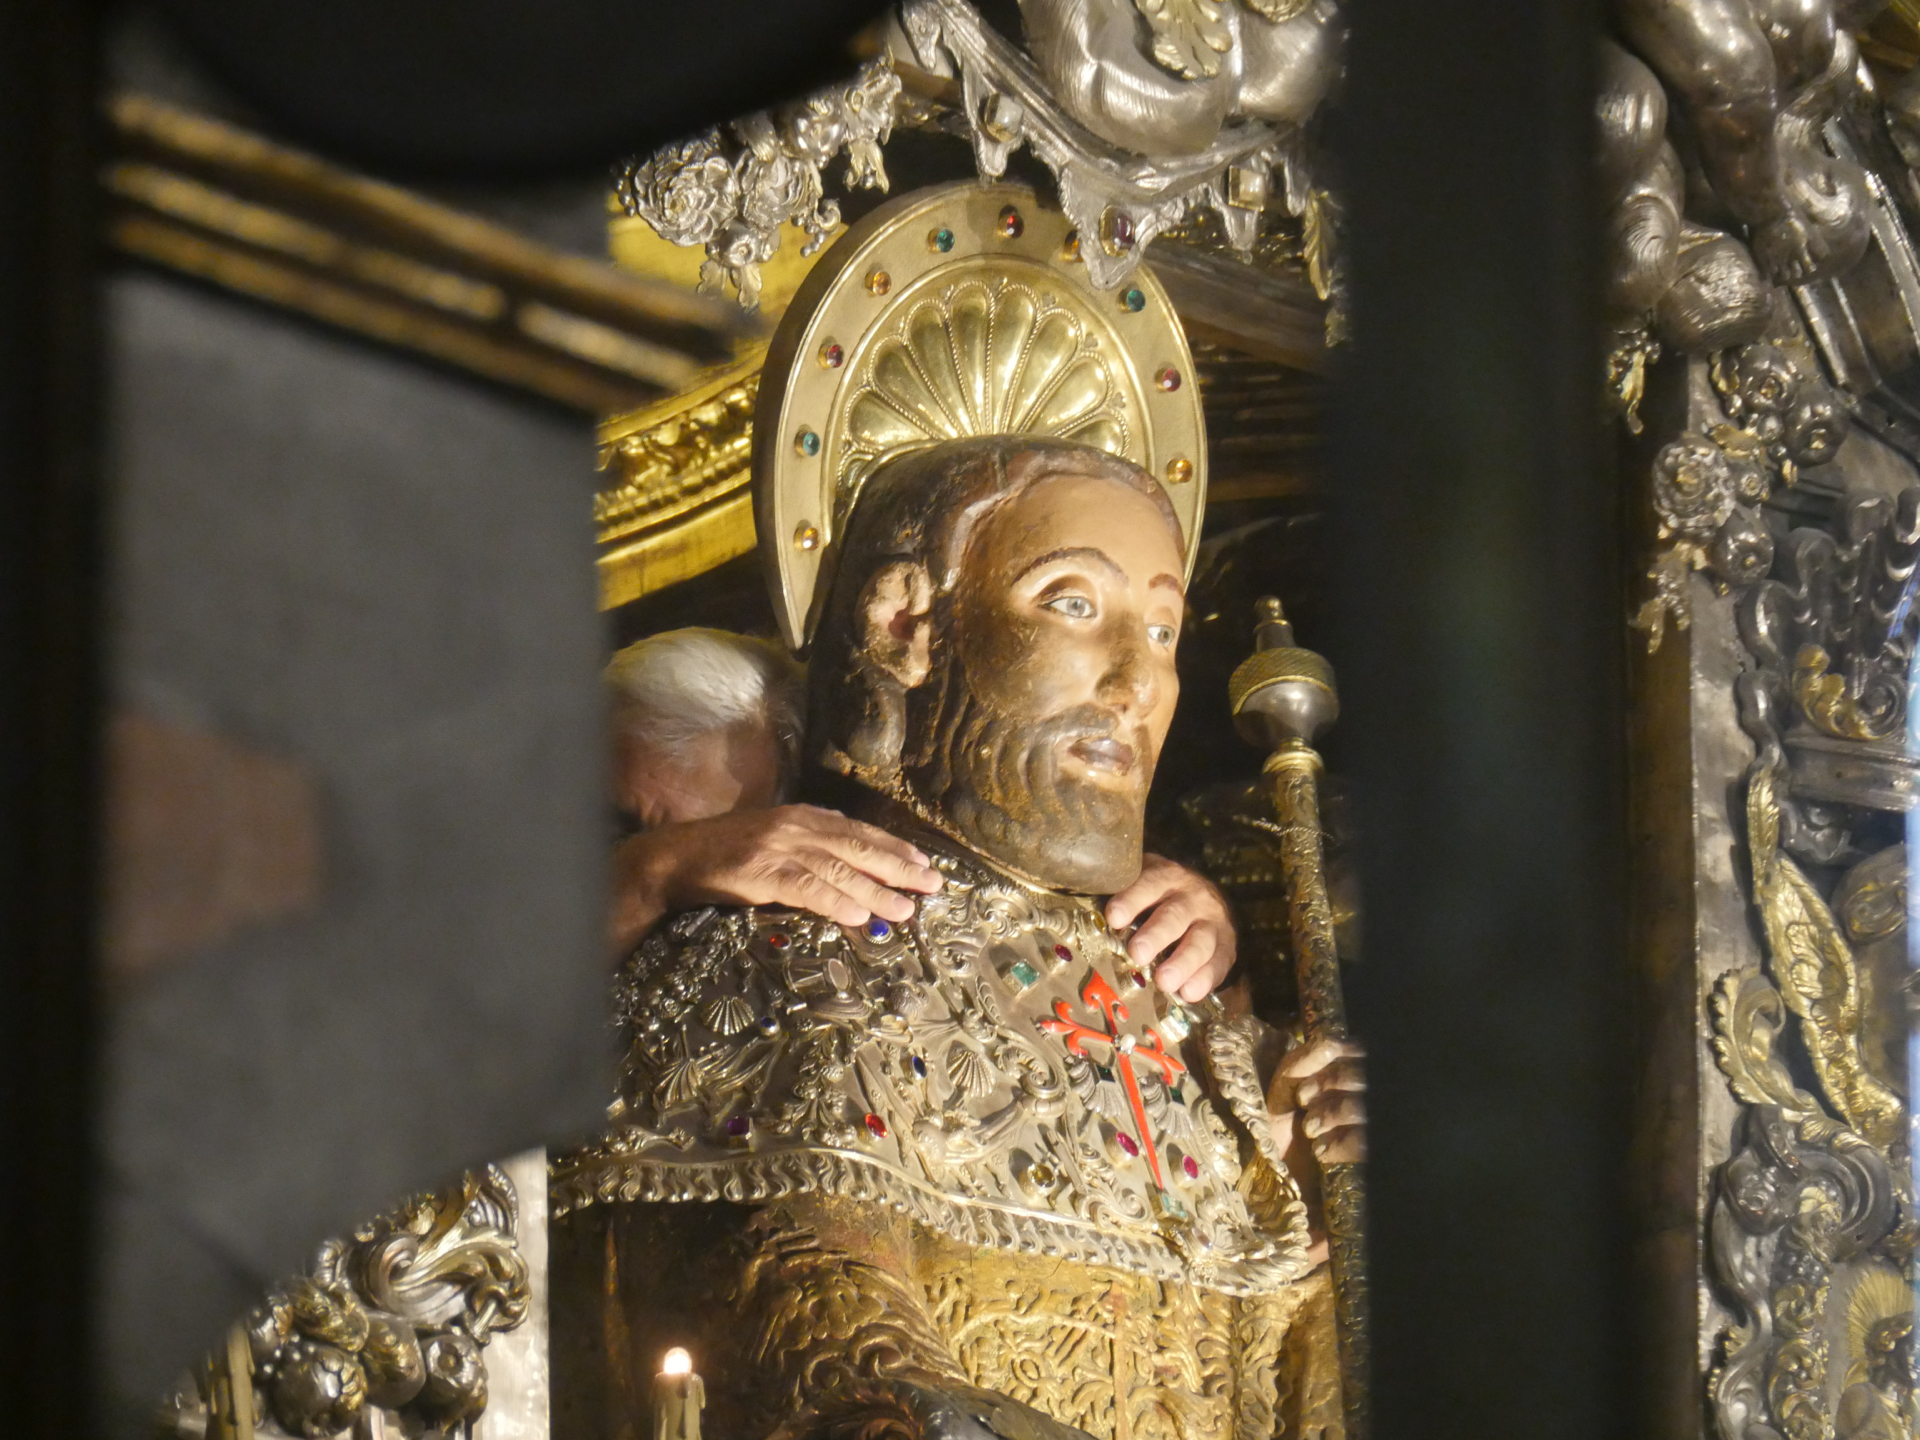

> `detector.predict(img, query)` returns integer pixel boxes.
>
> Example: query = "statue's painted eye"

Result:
[1147,624,1176,647]
[1044,594,1096,619]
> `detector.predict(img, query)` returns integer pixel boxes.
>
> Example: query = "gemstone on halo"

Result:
[819,340,844,369]
[1121,287,1146,313]
[1156,366,1181,392]
[795,428,821,457]
[929,226,955,252]
[997,205,1024,238]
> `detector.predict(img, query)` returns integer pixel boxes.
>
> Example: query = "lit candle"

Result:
[652,1347,705,1440]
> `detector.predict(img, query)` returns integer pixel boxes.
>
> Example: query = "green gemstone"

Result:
[1007,959,1039,990]
[1121,287,1146,313]
[796,428,821,457]
[930,226,955,253]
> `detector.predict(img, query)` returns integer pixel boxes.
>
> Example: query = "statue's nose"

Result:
[1098,631,1159,717]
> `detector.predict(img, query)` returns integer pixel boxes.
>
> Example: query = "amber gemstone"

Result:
[793,522,820,551]
[1166,457,1194,485]
[866,269,891,295]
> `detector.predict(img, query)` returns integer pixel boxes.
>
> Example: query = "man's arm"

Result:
[610,805,943,954]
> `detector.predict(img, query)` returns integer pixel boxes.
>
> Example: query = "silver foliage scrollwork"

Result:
[160,1167,529,1440]
[613,59,902,309]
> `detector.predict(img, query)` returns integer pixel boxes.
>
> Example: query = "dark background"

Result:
[1,1,1624,1436]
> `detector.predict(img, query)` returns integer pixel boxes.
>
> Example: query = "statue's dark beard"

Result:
[906,681,1149,894]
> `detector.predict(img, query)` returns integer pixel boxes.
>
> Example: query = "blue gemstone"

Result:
[911,1054,928,1079]
[865,918,893,942]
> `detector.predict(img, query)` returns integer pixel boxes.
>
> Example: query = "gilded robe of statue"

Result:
[549,433,1329,1440]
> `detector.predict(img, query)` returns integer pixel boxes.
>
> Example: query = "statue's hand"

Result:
[610,805,943,952]
[1105,854,1236,1002]
[1269,1037,1367,1167]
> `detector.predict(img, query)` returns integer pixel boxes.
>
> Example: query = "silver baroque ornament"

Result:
[613,58,902,309]
[555,839,1314,1297]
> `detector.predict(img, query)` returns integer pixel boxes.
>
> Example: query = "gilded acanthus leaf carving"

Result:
[1710,968,1819,1118]
[1746,765,1905,1154]
[1133,0,1234,81]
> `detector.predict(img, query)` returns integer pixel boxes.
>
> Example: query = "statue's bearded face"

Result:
[908,472,1185,893]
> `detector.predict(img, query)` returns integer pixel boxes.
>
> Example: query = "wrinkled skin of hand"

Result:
[610,804,943,953]
[1105,852,1236,1003]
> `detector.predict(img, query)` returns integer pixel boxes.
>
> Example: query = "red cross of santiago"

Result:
[1039,970,1186,1190]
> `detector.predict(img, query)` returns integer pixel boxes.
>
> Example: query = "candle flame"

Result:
[662,1347,693,1376]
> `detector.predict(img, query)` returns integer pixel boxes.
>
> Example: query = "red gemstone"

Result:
[1115,1132,1139,1157]
[768,932,789,949]
[1130,968,1149,988]
[820,342,844,369]
[1156,367,1181,392]
[1110,211,1134,249]
[864,1112,888,1140]
[998,205,1024,238]
[1182,1154,1200,1180]
[1053,944,1072,962]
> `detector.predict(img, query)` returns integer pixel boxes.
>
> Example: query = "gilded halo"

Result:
[752,182,1207,650]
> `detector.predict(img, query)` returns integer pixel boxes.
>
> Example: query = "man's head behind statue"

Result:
[809,436,1186,895]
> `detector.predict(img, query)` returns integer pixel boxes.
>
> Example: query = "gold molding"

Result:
[106,93,760,414]
[595,351,765,609]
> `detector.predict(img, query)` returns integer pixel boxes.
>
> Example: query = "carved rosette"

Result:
[553,840,1313,1299]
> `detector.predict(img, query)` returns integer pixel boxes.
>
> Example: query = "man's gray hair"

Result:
[604,628,806,799]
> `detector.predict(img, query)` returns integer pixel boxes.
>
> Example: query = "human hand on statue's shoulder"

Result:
[611,804,943,955]
[1105,852,1238,1002]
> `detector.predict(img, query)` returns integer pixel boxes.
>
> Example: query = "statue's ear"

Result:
[856,560,933,689]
